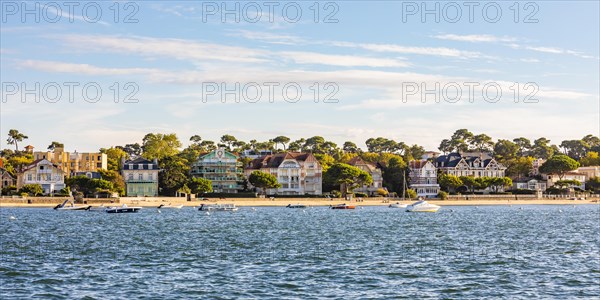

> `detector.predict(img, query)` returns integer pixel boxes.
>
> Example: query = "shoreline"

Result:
[1,198,598,208]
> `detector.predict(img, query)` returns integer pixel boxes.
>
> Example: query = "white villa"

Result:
[408,160,440,198]
[435,152,506,178]
[245,152,322,195]
[17,159,65,194]
[122,157,159,196]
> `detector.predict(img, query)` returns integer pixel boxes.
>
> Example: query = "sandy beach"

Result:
[1,197,597,208]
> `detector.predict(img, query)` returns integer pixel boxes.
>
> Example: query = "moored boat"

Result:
[331,203,355,210]
[53,199,91,211]
[106,204,142,213]
[406,200,440,212]
[198,203,238,212]
[157,203,184,209]
[388,202,408,208]
[286,204,307,208]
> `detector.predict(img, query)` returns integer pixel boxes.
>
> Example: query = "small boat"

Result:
[198,203,238,212]
[331,203,355,210]
[105,204,142,213]
[388,202,407,208]
[406,200,440,212]
[54,199,91,211]
[157,203,184,209]
[286,204,307,208]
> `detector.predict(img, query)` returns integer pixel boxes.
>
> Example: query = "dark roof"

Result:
[123,157,158,170]
[435,152,503,169]
[246,152,316,169]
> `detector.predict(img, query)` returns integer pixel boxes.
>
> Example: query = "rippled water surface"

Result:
[1,205,599,299]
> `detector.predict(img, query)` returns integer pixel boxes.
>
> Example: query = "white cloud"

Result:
[279,51,409,68]
[18,60,158,76]
[433,34,517,43]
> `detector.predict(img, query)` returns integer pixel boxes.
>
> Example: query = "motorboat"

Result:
[105,204,142,213]
[406,200,440,212]
[53,199,91,211]
[198,203,239,212]
[388,202,408,208]
[331,203,355,210]
[286,204,307,208]
[157,203,184,209]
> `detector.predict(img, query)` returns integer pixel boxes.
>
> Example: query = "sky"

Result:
[1,1,599,152]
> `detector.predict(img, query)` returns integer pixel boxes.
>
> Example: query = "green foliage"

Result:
[142,133,182,161]
[248,171,281,194]
[272,136,290,150]
[220,134,238,150]
[494,139,519,162]
[6,129,28,151]
[554,179,581,188]
[19,184,43,196]
[329,190,342,198]
[532,138,554,159]
[1,185,17,195]
[505,156,534,179]
[98,169,125,196]
[188,177,213,194]
[354,192,368,197]
[66,176,116,196]
[159,156,190,196]
[586,177,600,192]
[406,189,417,199]
[314,153,336,172]
[100,147,128,171]
[323,163,372,196]
[438,173,463,192]
[47,141,64,150]
[437,190,449,200]
[381,157,407,195]
[376,188,388,196]
[343,141,360,153]
[580,152,600,167]
[539,154,580,179]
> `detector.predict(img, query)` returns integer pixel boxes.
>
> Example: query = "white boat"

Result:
[406,200,440,212]
[198,203,238,212]
[157,203,184,209]
[53,199,91,211]
[105,204,142,213]
[388,202,407,208]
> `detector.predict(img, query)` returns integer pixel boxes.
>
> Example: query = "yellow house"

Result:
[31,146,107,176]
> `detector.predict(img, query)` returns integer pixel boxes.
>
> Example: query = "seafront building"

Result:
[29,145,107,176]
[408,160,440,198]
[543,172,587,190]
[512,178,548,191]
[347,156,384,196]
[121,157,159,196]
[244,152,322,195]
[0,167,16,191]
[16,159,65,194]
[435,152,507,178]
[191,148,243,193]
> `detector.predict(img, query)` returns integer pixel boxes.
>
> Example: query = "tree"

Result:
[200,140,217,152]
[314,154,336,172]
[505,156,534,180]
[98,169,125,195]
[159,156,190,196]
[66,176,115,197]
[188,177,213,195]
[100,147,128,171]
[304,136,326,153]
[532,137,554,159]
[189,135,202,144]
[580,152,600,167]
[381,157,407,195]
[343,141,360,153]
[582,134,600,148]
[142,133,182,161]
[560,139,589,160]
[6,129,28,151]
[539,154,580,180]
[513,137,532,157]
[586,177,600,192]
[408,144,426,161]
[450,129,473,153]
[272,136,290,150]
[438,173,463,192]
[47,141,64,150]
[438,139,452,154]
[459,176,479,193]
[323,163,372,197]
[494,139,519,162]
[19,184,43,196]
[470,134,494,152]
[248,171,281,194]
[220,134,237,150]
[119,143,142,157]
[488,177,512,193]
[554,179,581,189]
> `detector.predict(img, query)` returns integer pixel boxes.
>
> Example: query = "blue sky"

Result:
[1,1,599,152]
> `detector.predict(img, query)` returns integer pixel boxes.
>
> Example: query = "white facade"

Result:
[348,157,384,196]
[544,172,587,190]
[409,160,440,198]
[245,153,322,195]
[513,179,547,191]
[17,159,65,194]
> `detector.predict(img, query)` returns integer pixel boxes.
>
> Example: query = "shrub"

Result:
[406,189,417,199]
[376,188,389,196]
[354,192,368,198]
[438,191,448,200]
[19,184,44,196]
[330,190,342,198]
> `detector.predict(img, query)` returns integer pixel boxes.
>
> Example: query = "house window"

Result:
[27,174,33,181]
[98,156,101,160]
[128,174,133,180]
[139,174,143,180]
[40,166,44,170]
[148,174,153,181]
[139,164,143,169]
